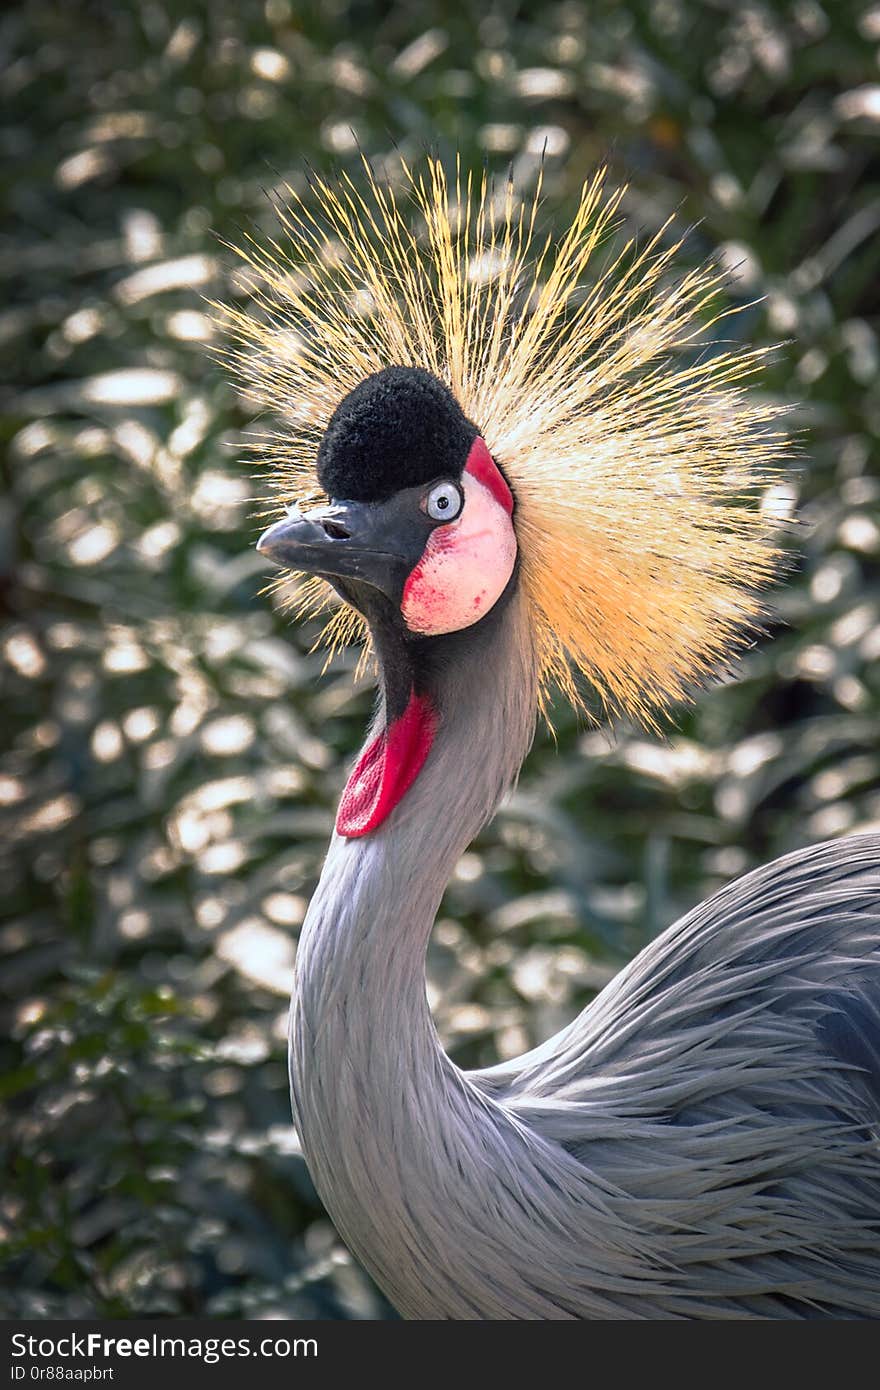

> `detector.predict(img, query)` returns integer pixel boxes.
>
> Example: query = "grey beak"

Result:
[256,499,422,601]
[257,502,358,564]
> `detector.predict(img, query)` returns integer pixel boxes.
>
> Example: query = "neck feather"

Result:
[289,589,538,1312]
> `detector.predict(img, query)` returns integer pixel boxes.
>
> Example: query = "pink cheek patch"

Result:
[401,441,517,637]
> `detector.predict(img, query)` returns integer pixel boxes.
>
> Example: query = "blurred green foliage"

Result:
[2,0,879,1318]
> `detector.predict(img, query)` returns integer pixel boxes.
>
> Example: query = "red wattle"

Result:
[336,691,437,838]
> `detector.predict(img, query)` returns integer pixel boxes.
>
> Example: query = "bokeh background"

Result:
[2,0,879,1319]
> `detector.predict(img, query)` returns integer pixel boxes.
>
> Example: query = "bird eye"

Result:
[423,481,463,522]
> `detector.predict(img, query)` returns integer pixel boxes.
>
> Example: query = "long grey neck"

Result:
[289,589,539,1314]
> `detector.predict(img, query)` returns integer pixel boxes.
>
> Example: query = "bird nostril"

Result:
[320,519,350,541]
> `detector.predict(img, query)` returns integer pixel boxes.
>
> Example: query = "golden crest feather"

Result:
[220,155,788,726]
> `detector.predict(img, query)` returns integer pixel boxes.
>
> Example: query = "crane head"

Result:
[256,367,521,837]
[257,366,517,640]
[221,156,789,833]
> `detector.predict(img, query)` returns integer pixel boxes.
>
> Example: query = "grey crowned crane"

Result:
[222,160,880,1318]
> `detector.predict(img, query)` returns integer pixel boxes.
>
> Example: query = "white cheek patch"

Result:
[401,468,517,636]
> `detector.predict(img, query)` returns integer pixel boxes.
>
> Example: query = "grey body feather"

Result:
[289,591,880,1318]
